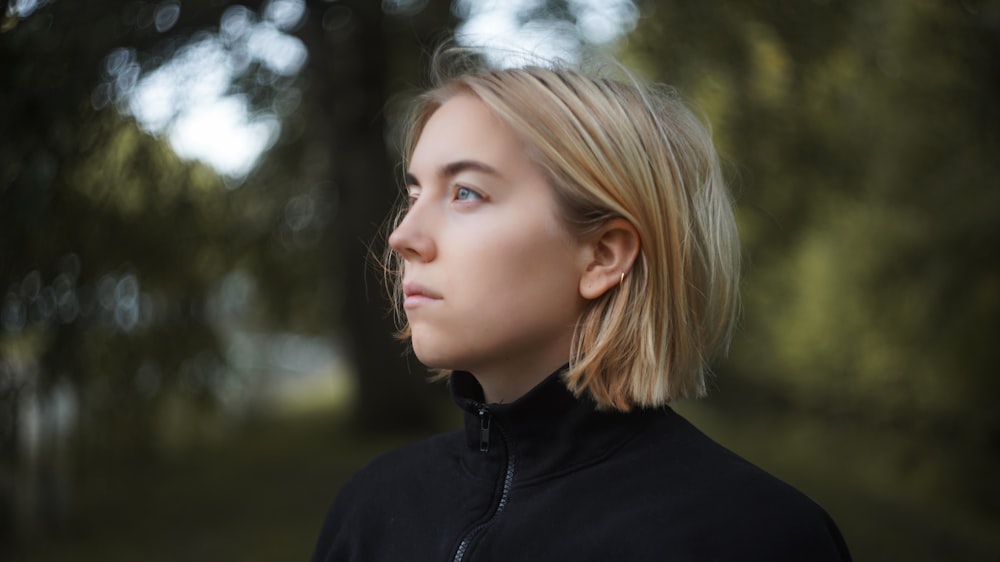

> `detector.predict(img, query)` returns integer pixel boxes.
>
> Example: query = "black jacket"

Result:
[311,369,852,561]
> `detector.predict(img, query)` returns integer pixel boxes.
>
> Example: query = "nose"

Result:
[388,204,436,263]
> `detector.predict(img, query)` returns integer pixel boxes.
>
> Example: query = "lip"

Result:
[402,281,442,308]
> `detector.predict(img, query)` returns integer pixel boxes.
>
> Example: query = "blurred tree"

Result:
[0,0,276,542]
[629,0,1000,435]
[295,0,459,432]
[0,0,466,546]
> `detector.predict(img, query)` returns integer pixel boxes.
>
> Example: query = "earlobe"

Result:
[579,218,640,300]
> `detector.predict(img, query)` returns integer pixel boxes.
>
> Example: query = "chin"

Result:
[412,348,466,373]
[410,343,446,370]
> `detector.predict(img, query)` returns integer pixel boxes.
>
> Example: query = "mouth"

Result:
[402,282,442,308]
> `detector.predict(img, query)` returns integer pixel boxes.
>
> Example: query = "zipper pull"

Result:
[478,408,491,453]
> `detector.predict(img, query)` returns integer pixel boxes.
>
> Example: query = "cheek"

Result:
[469,231,583,312]
[464,233,566,291]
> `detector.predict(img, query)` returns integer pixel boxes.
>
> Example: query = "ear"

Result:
[579,218,640,300]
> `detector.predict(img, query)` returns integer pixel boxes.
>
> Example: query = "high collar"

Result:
[450,367,665,485]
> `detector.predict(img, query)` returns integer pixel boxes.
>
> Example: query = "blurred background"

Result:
[1,0,998,560]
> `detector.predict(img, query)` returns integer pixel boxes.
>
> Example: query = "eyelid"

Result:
[403,186,420,210]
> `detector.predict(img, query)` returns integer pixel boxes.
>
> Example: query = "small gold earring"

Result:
[619,272,625,286]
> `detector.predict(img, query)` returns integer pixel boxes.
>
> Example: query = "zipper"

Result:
[453,407,515,562]
[478,407,491,452]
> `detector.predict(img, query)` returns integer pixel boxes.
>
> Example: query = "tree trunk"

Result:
[299,0,443,432]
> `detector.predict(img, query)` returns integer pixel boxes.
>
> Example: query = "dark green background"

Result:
[2,0,998,559]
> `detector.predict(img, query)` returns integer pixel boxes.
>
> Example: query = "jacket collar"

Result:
[450,367,664,484]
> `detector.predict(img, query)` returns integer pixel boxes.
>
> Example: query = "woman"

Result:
[311,53,852,561]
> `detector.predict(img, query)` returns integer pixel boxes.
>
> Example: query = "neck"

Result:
[471,358,569,404]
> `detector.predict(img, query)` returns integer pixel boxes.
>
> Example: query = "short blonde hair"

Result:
[385,53,740,411]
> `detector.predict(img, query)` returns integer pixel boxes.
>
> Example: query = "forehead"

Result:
[410,94,527,170]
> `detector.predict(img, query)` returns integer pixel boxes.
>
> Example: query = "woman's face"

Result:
[389,94,590,398]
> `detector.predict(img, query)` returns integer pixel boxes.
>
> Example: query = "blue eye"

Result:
[455,186,481,201]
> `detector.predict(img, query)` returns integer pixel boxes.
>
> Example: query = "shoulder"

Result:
[311,430,463,561]
[620,409,853,560]
[333,428,462,509]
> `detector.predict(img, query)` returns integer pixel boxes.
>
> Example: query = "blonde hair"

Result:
[385,52,740,411]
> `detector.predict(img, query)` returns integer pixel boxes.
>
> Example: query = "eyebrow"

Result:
[404,159,502,187]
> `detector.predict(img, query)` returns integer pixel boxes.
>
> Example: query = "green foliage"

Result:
[5,0,998,557]
[0,3,341,548]
[628,0,1000,556]
[630,0,1000,428]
